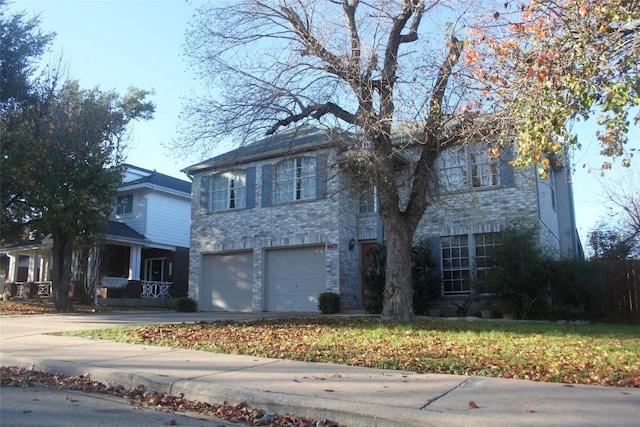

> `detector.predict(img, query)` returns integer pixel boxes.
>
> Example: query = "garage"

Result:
[200,251,253,311]
[264,246,326,312]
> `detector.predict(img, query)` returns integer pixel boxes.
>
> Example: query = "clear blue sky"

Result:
[10,0,638,248]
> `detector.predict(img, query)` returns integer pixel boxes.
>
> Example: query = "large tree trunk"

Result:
[52,230,74,312]
[380,216,417,322]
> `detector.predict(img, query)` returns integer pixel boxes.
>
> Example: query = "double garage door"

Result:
[200,246,326,312]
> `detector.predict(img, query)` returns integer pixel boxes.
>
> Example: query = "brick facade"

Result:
[187,127,577,312]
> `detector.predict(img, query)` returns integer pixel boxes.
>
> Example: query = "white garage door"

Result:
[265,246,326,312]
[200,252,253,311]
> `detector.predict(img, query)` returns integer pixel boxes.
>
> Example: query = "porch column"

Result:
[129,245,142,280]
[8,254,18,282]
[42,257,50,281]
[27,250,37,282]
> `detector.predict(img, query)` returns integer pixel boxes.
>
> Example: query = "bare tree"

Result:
[589,170,640,259]
[183,0,638,321]
[180,0,500,322]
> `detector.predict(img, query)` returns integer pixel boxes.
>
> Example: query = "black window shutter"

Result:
[427,237,443,277]
[200,175,210,211]
[499,147,516,187]
[261,164,272,207]
[246,167,256,208]
[316,153,328,199]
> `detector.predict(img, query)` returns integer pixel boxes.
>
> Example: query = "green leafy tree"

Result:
[589,221,639,260]
[468,0,639,174]
[0,1,55,241]
[0,0,55,104]
[483,225,551,319]
[2,78,154,311]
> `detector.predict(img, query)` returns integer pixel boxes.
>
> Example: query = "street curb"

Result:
[1,354,489,427]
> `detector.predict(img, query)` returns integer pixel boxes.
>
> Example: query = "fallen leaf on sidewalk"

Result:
[525,409,536,413]
[468,401,479,409]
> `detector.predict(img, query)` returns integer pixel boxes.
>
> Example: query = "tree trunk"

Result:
[380,215,419,323]
[52,230,74,312]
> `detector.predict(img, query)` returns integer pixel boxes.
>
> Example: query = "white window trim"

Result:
[441,232,501,296]
[273,157,316,204]
[116,194,134,216]
[210,170,247,211]
[438,144,499,193]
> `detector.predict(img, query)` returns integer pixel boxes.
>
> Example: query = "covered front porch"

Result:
[1,236,54,299]
[1,222,188,302]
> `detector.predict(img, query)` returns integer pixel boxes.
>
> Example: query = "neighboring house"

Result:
[1,164,192,301]
[183,125,580,313]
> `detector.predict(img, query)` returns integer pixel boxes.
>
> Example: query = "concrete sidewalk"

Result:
[1,312,638,426]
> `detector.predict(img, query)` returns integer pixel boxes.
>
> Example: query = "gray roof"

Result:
[123,164,191,194]
[184,125,354,173]
[106,221,146,241]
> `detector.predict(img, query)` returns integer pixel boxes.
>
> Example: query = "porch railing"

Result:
[36,281,52,296]
[140,281,172,298]
[13,281,52,297]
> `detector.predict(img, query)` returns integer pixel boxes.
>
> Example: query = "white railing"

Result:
[140,281,172,298]
[36,281,52,296]
[12,281,52,297]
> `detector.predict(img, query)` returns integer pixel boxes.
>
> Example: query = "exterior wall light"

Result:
[348,238,356,251]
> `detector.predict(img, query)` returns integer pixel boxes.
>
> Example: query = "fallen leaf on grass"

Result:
[468,401,479,409]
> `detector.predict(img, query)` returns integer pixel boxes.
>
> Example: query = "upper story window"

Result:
[116,194,133,215]
[211,170,246,211]
[359,186,378,214]
[200,167,256,212]
[470,144,499,188]
[438,143,499,192]
[273,157,317,203]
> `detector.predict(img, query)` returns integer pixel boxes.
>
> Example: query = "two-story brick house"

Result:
[184,125,579,312]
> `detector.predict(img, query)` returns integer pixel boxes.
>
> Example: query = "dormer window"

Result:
[116,194,133,215]
[273,157,317,203]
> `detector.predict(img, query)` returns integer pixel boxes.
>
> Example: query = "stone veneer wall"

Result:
[416,168,540,239]
[336,170,362,309]
[189,148,345,311]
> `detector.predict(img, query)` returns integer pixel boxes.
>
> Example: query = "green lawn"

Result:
[56,316,640,387]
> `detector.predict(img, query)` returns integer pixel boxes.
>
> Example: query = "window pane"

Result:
[274,159,295,203]
[470,144,499,188]
[359,187,376,213]
[210,171,247,211]
[116,195,133,215]
[474,232,501,284]
[298,157,316,200]
[438,149,467,191]
[274,157,316,203]
[442,234,471,295]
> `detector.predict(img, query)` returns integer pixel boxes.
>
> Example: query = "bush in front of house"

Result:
[318,292,340,314]
[483,224,602,320]
[175,297,197,312]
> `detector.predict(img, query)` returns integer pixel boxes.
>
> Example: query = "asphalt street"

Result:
[0,385,247,427]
